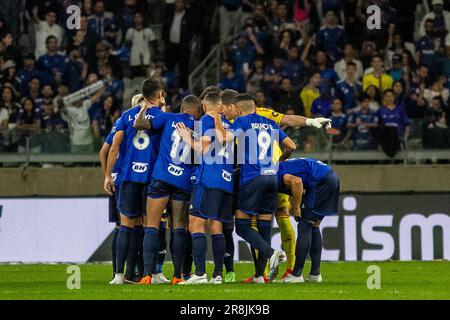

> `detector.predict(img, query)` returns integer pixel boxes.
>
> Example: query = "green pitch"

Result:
[0,261,449,300]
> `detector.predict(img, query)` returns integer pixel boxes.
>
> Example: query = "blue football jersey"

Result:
[194,115,233,193]
[150,112,195,192]
[277,158,331,193]
[116,105,162,184]
[231,112,288,185]
[105,118,126,186]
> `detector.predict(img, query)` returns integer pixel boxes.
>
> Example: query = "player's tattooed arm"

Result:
[133,104,151,130]
[104,131,124,195]
[279,136,296,161]
[283,174,303,219]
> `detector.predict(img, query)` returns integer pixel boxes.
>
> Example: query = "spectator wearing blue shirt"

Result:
[232,33,257,76]
[330,98,348,144]
[283,45,303,86]
[378,89,410,157]
[315,10,347,62]
[87,0,114,41]
[311,88,333,118]
[388,53,404,82]
[64,48,86,93]
[416,19,441,76]
[219,60,246,93]
[15,53,50,96]
[36,35,66,85]
[34,84,54,113]
[347,94,379,150]
[16,97,41,153]
[92,95,120,140]
[99,63,124,104]
[264,54,285,92]
[315,50,339,93]
[335,61,362,113]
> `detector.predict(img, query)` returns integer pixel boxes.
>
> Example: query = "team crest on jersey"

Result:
[132,162,148,173]
[222,170,232,182]
[168,164,184,176]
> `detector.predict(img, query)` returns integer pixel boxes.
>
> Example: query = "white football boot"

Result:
[109,273,125,285]
[179,273,208,285]
[307,274,323,283]
[252,276,266,284]
[280,274,305,284]
[268,250,286,280]
[208,275,223,284]
[151,273,171,284]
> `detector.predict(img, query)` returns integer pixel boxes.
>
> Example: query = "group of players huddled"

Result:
[99,78,340,285]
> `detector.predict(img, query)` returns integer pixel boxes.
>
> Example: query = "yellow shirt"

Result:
[300,87,320,118]
[362,73,394,92]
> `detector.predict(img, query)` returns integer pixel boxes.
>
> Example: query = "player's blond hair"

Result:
[131,94,143,106]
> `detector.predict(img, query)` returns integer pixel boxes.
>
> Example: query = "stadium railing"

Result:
[1,128,449,166]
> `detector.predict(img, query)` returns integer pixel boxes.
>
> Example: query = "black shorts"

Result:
[303,170,340,218]
[108,184,121,223]
[118,181,147,218]
[147,179,191,202]
[236,175,278,215]
[189,184,233,223]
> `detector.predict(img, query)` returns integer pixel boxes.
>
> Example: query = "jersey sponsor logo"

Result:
[111,173,117,182]
[132,162,148,173]
[168,164,184,176]
[222,170,232,182]
[262,169,276,175]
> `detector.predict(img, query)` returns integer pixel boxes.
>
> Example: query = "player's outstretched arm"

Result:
[281,114,332,129]
[283,174,303,220]
[98,142,111,176]
[279,136,296,161]
[133,105,151,130]
[104,130,124,195]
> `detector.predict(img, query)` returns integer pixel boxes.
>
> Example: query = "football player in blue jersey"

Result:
[99,116,124,279]
[134,95,202,285]
[105,78,165,284]
[276,158,340,283]
[219,94,297,283]
[174,92,233,285]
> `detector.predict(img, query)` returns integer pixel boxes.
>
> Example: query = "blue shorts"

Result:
[118,181,147,217]
[237,175,278,215]
[189,184,233,222]
[303,170,340,218]
[147,179,191,202]
[108,184,121,223]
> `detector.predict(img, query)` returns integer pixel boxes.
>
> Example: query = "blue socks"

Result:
[156,221,167,274]
[125,227,139,280]
[115,225,133,274]
[135,225,144,278]
[172,228,187,278]
[192,232,207,276]
[211,233,225,278]
[293,218,313,277]
[183,231,193,276]
[256,220,272,277]
[310,226,322,276]
[235,219,274,259]
[143,227,159,277]
[223,228,235,273]
[111,226,119,275]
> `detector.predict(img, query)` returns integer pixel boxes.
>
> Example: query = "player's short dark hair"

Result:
[234,94,255,111]
[181,95,202,110]
[220,89,239,105]
[203,91,221,105]
[199,85,222,100]
[141,78,162,100]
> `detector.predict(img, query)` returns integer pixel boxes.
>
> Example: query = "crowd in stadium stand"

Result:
[0,0,449,155]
